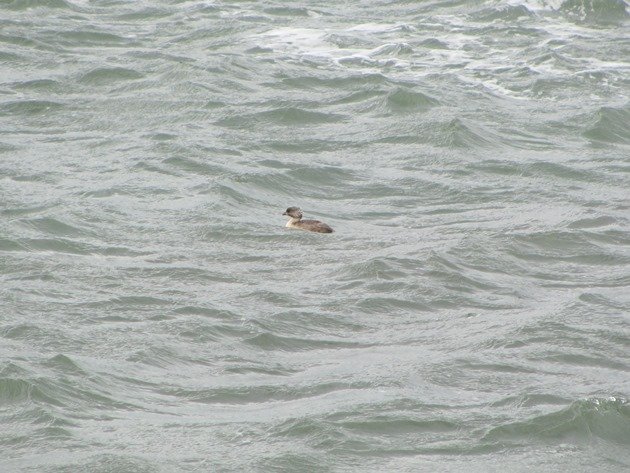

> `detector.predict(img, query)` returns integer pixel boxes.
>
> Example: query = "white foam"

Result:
[505,0,565,12]
[251,10,627,101]
[254,26,415,69]
[346,23,414,33]
[256,27,334,58]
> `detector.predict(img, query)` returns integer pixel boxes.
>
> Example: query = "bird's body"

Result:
[283,207,333,233]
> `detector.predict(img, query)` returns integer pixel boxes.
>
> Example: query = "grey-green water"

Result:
[1,0,629,471]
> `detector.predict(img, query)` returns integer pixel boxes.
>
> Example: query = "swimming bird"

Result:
[283,207,333,233]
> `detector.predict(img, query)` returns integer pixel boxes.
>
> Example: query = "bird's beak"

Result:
[282,212,287,215]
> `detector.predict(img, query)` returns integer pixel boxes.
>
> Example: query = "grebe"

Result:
[283,207,333,233]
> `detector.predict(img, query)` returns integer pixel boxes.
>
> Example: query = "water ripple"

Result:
[1,0,629,470]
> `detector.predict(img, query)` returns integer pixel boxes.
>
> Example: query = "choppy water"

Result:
[1,0,630,471]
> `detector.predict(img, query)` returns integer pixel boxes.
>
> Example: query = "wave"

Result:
[371,117,502,148]
[215,107,346,128]
[3,0,80,11]
[78,67,144,85]
[472,4,535,22]
[243,332,367,352]
[1,0,629,470]
[19,216,94,238]
[483,397,630,445]
[161,379,372,404]
[583,105,630,145]
[0,100,64,116]
[559,0,629,25]
[508,230,629,266]
[37,455,161,473]
[54,29,138,47]
[384,88,439,113]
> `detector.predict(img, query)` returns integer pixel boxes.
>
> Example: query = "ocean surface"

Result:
[1,0,629,471]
